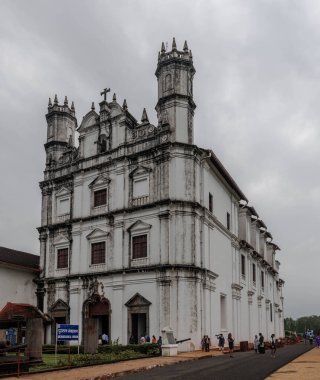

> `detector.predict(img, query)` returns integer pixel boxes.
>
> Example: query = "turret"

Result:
[45,94,77,166]
[155,38,196,144]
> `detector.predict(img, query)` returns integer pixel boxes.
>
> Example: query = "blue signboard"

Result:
[57,324,79,341]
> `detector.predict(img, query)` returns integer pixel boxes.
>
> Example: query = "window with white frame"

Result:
[86,228,108,268]
[241,254,246,278]
[91,241,106,265]
[220,294,227,330]
[94,188,107,207]
[252,263,256,284]
[261,270,265,290]
[89,174,110,213]
[57,248,68,269]
[132,234,148,259]
[128,220,151,263]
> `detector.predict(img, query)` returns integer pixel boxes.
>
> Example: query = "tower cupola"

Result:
[155,38,196,144]
[45,95,77,166]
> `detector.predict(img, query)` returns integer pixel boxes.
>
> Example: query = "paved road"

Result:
[122,344,313,380]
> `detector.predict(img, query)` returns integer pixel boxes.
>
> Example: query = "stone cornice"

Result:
[42,264,219,284]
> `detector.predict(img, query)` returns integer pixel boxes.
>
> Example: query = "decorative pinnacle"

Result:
[122,99,128,110]
[113,93,116,102]
[48,97,52,107]
[64,96,68,106]
[183,40,188,52]
[71,101,75,111]
[54,94,58,104]
[91,102,95,111]
[141,108,149,123]
[161,42,165,53]
[172,37,177,50]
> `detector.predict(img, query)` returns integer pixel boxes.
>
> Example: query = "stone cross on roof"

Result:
[100,88,110,101]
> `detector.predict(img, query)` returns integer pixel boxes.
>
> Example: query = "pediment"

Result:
[125,293,151,307]
[129,165,152,178]
[78,110,98,132]
[55,186,71,197]
[53,234,69,245]
[50,299,69,312]
[127,220,152,232]
[88,174,111,189]
[86,228,109,240]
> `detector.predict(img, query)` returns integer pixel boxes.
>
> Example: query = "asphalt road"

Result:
[122,343,313,380]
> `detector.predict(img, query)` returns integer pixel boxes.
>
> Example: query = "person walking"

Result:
[218,334,225,352]
[270,334,277,358]
[204,335,211,352]
[101,332,109,345]
[253,335,259,353]
[227,333,234,357]
[258,333,265,354]
[315,332,320,348]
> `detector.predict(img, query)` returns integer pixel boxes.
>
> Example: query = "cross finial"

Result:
[100,88,111,101]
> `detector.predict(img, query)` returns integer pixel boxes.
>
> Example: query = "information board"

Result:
[57,324,79,341]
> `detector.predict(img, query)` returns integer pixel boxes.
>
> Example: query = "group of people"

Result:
[201,333,235,357]
[303,330,320,347]
[98,333,109,345]
[201,332,277,358]
[253,333,277,357]
[128,334,161,345]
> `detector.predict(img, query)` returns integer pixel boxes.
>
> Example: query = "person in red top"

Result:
[151,335,157,343]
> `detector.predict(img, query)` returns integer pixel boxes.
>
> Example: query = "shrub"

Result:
[42,344,84,354]
[98,343,160,356]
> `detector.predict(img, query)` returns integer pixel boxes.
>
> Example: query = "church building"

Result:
[37,39,284,349]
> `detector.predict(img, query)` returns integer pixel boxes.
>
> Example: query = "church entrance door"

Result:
[131,313,146,344]
[83,299,110,353]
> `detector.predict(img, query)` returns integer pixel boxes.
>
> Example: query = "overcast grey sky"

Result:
[1,0,319,319]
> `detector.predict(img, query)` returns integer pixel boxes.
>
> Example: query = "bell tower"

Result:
[155,38,196,144]
[45,94,77,167]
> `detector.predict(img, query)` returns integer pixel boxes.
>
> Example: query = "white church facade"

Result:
[37,39,284,349]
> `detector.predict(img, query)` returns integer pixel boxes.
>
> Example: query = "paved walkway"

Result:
[0,349,223,380]
[266,347,320,380]
[2,346,318,380]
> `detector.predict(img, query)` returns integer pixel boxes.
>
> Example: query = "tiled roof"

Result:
[0,246,39,271]
[0,302,48,321]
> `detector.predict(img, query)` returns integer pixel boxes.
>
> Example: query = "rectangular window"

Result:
[220,295,226,330]
[252,263,256,283]
[57,248,68,269]
[261,271,265,289]
[270,303,273,322]
[209,193,213,212]
[241,254,246,277]
[132,234,147,259]
[133,178,149,198]
[94,189,107,207]
[91,242,106,264]
[227,212,230,230]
